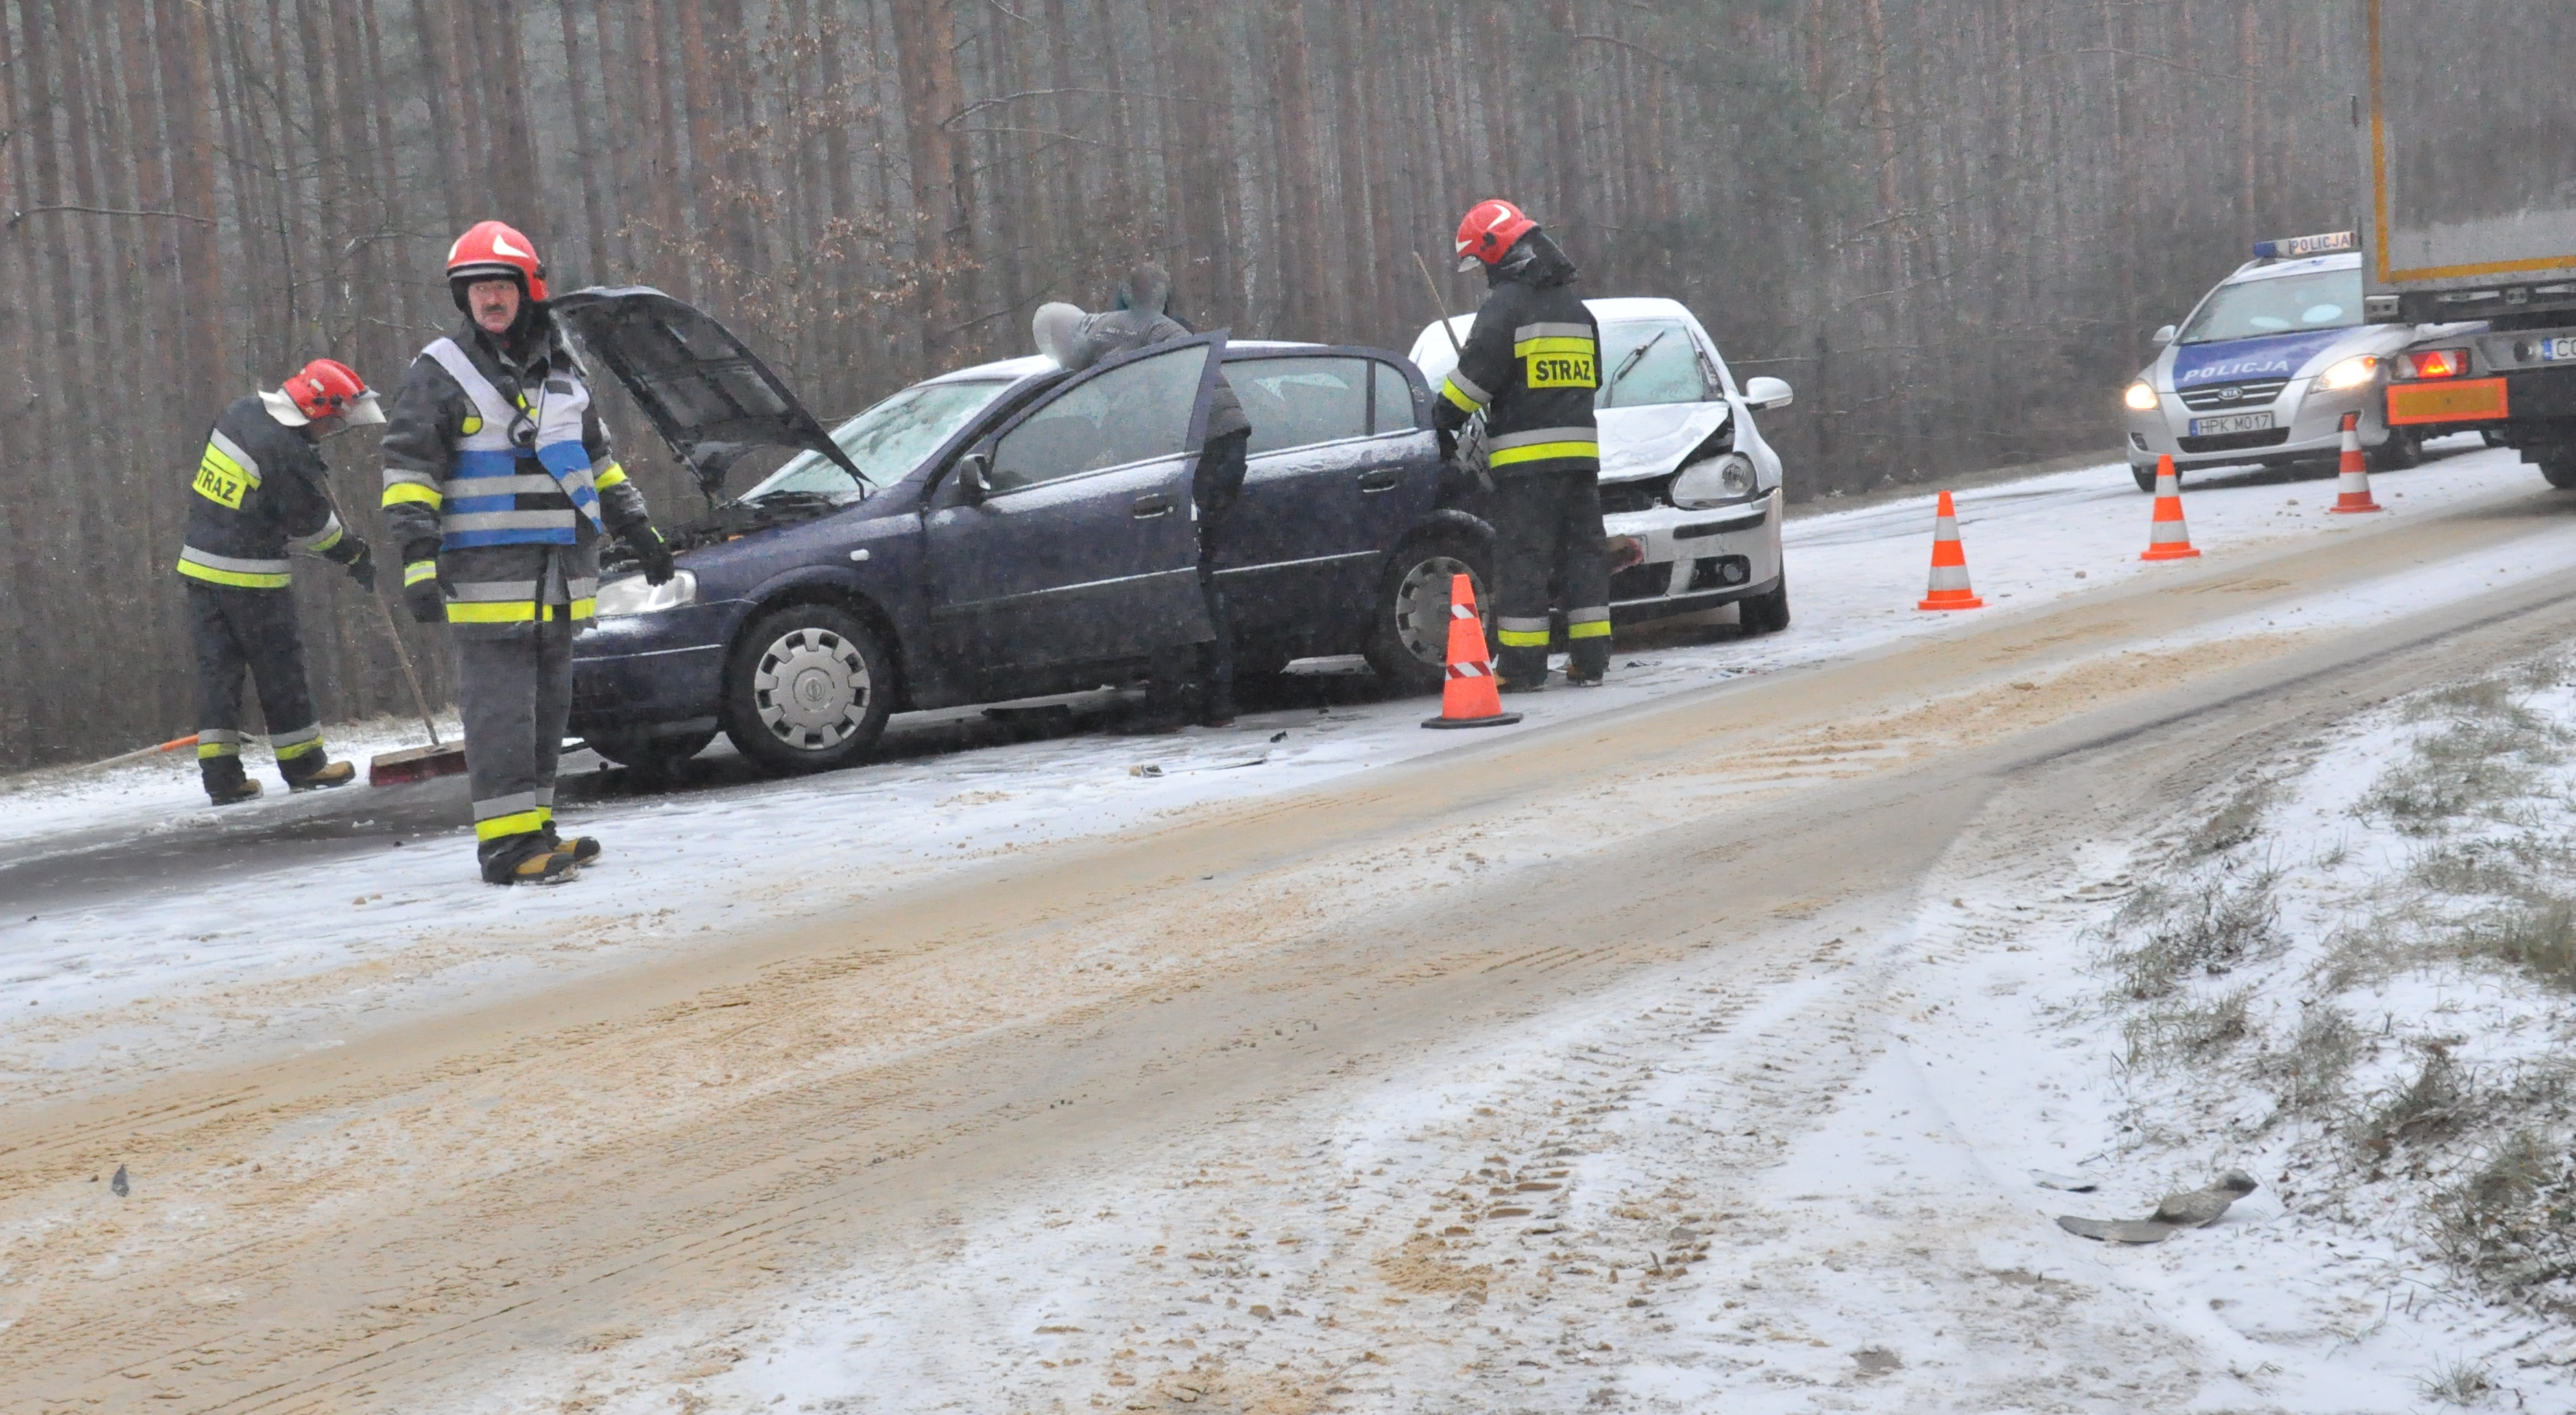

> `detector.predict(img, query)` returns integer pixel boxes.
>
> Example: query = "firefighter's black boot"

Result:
[201,755,263,806]
[482,834,579,886]
[542,823,602,866]
[283,758,357,792]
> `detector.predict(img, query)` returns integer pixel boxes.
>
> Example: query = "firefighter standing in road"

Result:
[1030,262,1252,728]
[178,359,383,804]
[380,221,676,885]
[1431,201,1611,690]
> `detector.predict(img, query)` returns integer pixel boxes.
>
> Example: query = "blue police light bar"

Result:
[2252,230,2357,259]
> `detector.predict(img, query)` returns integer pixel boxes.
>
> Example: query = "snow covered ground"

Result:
[458,528,2576,1415]
[6,436,2575,1104]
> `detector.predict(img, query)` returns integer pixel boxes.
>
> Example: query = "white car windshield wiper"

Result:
[1607,328,1669,390]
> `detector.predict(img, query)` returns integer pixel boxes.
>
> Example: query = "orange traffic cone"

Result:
[2139,455,2202,560]
[1916,490,1985,611]
[1421,573,1524,729]
[2329,411,2383,513]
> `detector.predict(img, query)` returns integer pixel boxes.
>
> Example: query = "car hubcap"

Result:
[753,626,870,750]
[1393,555,1484,668]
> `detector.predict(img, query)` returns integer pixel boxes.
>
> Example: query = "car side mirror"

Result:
[956,450,991,504]
[2152,324,2178,347]
[1743,376,1794,412]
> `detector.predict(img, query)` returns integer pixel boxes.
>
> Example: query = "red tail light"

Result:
[2396,348,2469,380]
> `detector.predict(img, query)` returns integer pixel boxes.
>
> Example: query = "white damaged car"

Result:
[1409,295,1795,633]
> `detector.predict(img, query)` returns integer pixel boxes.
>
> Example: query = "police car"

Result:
[2121,231,2430,492]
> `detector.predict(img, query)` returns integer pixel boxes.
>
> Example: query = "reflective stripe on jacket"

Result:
[378,321,655,638]
[1430,244,1602,480]
[175,395,357,590]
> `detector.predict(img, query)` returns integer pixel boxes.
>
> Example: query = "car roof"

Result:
[1586,295,1697,324]
[2225,252,2361,284]
[927,339,1344,387]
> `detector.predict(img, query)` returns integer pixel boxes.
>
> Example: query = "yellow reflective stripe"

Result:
[592,461,628,490]
[1566,619,1611,640]
[474,808,549,842]
[566,597,596,620]
[403,560,439,586]
[1440,378,1483,412]
[303,524,344,553]
[197,741,240,760]
[461,414,484,435]
[1487,441,1600,467]
[446,599,539,625]
[176,558,292,589]
[1512,336,1595,357]
[383,481,444,509]
[1495,627,1551,647]
[274,736,327,760]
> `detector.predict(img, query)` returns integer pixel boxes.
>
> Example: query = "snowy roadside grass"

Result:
[2095,651,2576,1392]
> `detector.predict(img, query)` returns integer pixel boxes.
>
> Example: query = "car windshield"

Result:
[740,378,1011,500]
[1596,320,1710,408]
[2177,268,2361,344]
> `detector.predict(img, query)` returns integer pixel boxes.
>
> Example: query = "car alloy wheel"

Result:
[754,626,871,749]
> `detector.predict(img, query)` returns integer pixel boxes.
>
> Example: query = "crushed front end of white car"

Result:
[1410,295,1793,631]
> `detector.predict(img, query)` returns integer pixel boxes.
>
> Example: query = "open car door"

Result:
[549,287,860,500]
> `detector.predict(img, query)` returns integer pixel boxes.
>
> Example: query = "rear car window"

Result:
[1235,356,1370,455]
[1596,321,1710,409]
[990,344,1210,491]
[1373,361,1418,432]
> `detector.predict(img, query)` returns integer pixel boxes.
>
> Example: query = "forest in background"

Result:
[0,0,2365,766]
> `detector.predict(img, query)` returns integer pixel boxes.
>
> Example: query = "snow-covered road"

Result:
[5,437,2563,1104]
[12,439,2576,1414]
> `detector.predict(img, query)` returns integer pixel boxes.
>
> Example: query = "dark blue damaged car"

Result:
[548,289,1495,777]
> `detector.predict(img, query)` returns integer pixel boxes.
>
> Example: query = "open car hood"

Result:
[549,287,860,498]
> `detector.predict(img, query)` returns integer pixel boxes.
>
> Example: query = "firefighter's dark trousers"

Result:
[186,581,328,790]
[1490,468,1612,686]
[455,619,574,875]
[1148,429,1251,718]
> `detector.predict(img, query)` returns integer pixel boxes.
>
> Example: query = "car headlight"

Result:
[2315,355,2379,391]
[2123,381,2160,411]
[594,569,696,618]
[1671,452,1760,509]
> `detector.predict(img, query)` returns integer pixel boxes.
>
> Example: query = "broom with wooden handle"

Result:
[365,588,469,787]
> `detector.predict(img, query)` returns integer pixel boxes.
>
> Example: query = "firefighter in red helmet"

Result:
[1433,200,1611,690]
[378,220,675,884]
[178,359,383,803]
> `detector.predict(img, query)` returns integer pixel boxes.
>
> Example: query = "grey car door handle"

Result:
[1132,494,1176,518]
[1357,470,1401,492]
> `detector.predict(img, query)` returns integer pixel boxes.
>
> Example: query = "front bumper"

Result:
[1604,487,1784,625]
[568,602,740,733]
[2123,378,2395,471]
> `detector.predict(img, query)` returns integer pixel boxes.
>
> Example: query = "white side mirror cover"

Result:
[1744,376,1794,411]
[2152,324,2178,347]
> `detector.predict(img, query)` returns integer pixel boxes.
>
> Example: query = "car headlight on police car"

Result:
[594,569,696,618]
[2314,355,2379,392]
[2123,381,2160,412]
[1671,452,1760,509]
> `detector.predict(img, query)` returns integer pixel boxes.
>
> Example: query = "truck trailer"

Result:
[2359,0,2576,485]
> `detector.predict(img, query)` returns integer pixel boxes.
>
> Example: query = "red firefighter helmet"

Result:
[446,219,549,306]
[268,358,383,428]
[1454,199,1539,272]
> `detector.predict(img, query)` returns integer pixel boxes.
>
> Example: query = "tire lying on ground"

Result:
[1364,531,1492,694]
[586,730,715,782]
[723,601,895,774]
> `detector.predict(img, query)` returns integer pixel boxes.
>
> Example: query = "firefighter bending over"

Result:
[176,359,383,803]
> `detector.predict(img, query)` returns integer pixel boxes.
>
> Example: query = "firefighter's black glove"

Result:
[1436,426,1458,464]
[402,561,444,625]
[634,527,677,586]
[342,539,376,593]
